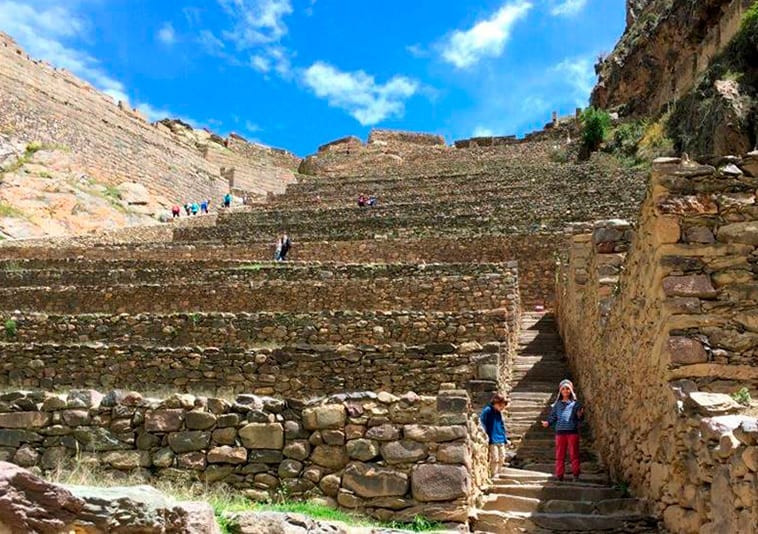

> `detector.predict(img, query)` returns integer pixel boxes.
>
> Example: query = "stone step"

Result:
[496,471,610,486]
[516,462,606,474]
[490,484,622,501]
[473,510,657,533]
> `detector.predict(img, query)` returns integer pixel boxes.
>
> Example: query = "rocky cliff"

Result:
[0,32,299,239]
[593,0,757,158]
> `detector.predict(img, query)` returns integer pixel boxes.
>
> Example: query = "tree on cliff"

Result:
[579,107,612,158]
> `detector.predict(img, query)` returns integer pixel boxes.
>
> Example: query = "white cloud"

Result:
[198,30,226,56]
[553,56,595,106]
[157,22,176,45]
[441,1,532,68]
[550,0,588,16]
[218,0,293,48]
[303,62,419,125]
[473,127,495,137]
[245,121,261,133]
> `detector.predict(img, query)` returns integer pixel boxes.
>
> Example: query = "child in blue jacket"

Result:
[480,393,509,477]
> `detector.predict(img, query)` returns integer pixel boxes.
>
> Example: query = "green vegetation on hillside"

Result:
[667,2,758,155]
[580,107,612,157]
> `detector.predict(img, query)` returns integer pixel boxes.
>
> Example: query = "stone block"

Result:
[437,442,469,464]
[144,410,184,433]
[185,411,217,430]
[302,405,345,430]
[365,424,400,441]
[667,337,708,365]
[283,440,310,461]
[380,440,427,464]
[662,275,718,299]
[0,412,51,429]
[717,221,758,246]
[686,392,742,416]
[168,431,211,453]
[207,446,247,465]
[346,439,380,461]
[342,462,409,498]
[403,425,467,442]
[152,448,174,468]
[310,445,348,470]
[0,430,42,448]
[411,464,469,502]
[238,423,284,450]
[102,450,151,469]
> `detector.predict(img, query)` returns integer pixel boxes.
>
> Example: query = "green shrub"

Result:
[580,107,612,155]
[732,387,752,406]
[638,117,675,160]
[4,319,17,338]
[25,141,42,155]
[607,120,647,158]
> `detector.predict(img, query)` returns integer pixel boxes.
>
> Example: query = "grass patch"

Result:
[2,261,22,272]
[732,386,752,407]
[0,202,25,218]
[4,319,17,338]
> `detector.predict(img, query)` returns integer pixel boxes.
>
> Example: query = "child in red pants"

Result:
[541,379,585,481]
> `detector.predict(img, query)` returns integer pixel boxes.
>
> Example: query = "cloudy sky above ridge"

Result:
[0,0,625,154]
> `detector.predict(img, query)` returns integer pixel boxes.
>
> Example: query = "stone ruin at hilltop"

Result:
[0,32,298,240]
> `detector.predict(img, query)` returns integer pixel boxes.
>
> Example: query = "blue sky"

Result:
[0,0,626,155]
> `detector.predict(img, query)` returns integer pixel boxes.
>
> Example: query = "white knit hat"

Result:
[557,379,577,401]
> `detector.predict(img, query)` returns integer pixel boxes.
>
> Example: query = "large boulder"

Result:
[66,484,220,533]
[0,461,84,533]
[341,462,409,498]
[411,464,469,502]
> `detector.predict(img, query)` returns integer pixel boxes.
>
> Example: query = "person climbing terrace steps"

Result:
[541,379,585,482]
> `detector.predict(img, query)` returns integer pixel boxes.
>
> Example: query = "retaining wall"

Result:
[0,237,557,306]
[556,154,758,533]
[0,342,507,403]
[0,388,488,524]
[2,309,512,347]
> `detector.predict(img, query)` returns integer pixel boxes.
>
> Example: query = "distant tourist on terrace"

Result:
[191,202,199,215]
[171,205,180,218]
[480,393,509,478]
[184,203,191,216]
[223,193,232,208]
[367,195,377,207]
[280,233,292,261]
[200,199,209,214]
[357,194,367,207]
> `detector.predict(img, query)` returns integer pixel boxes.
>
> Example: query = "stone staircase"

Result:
[473,312,661,533]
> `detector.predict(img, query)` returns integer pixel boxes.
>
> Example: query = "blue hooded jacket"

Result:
[480,404,508,444]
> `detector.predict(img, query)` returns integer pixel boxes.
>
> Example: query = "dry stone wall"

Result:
[0,33,296,208]
[557,154,758,533]
[3,309,511,347]
[0,342,505,401]
[0,264,519,315]
[0,388,488,524]
[0,237,556,306]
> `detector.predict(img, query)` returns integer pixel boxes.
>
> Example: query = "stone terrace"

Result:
[0,32,298,207]
[0,128,655,530]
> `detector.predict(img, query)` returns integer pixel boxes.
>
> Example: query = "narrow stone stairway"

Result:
[473,312,661,533]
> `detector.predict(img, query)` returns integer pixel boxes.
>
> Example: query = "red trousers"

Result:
[555,434,580,478]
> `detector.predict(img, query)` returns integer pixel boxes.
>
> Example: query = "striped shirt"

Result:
[546,400,583,434]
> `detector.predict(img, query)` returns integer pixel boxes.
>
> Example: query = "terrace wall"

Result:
[0,388,488,524]
[556,154,758,533]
